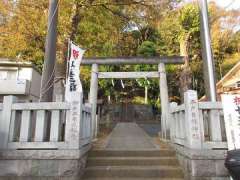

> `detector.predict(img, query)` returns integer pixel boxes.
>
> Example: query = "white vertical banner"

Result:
[65,41,85,102]
[222,94,240,150]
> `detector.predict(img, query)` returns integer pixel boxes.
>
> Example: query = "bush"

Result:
[137,41,157,57]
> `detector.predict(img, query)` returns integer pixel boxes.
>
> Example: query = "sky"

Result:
[211,0,240,31]
[184,0,240,10]
[212,0,240,10]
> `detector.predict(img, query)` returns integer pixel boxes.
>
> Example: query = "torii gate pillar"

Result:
[158,63,170,139]
[89,64,99,139]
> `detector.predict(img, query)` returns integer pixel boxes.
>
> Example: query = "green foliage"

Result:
[179,4,200,33]
[132,96,145,104]
[221,53,240,76]
[137,41,157,57]
[226,31,240,54]
[157,11,181,56]
[0,0,48,69]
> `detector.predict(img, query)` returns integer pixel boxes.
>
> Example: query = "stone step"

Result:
[89,150,175,157]
[83,178,184,180]
[87,157,179,166]
[83,166,184,178]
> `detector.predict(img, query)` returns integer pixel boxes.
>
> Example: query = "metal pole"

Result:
[40,0,59,102]
[199,0,217,102]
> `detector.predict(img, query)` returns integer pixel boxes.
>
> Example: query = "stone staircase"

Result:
[82,149,184,180]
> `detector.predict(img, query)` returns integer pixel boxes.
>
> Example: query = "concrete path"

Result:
[106,123,156,150]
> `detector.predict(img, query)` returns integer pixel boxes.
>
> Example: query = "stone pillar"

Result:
[184,90,203,149]
[65,93,83,149]
[89,64,98,139]
[158,63,170,139]
[170,102,178,141]
[0,96,17,149]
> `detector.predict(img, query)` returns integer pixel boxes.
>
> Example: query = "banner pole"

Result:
[64,39,71,101]
[66,39,71,79]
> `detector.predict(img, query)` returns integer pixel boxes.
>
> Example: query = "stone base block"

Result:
[172,144,231,180]
[0,145,91,180]
[0,177,81,180]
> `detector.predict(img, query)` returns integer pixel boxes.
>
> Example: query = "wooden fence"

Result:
[0,95,92,150]
[170,90,227,150]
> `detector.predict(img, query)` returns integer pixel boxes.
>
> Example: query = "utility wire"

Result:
[41,64,56,91]
[40,76,65,99]
[46,0,60,34]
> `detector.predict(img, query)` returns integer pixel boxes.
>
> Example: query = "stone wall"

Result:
[99,104,159,124]
[0,145,91,180]
[172,144,230,180]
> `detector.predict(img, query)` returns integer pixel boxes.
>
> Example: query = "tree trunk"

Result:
[179,33,192,103]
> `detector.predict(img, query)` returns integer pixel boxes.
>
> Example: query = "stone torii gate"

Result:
[81,56,184,139]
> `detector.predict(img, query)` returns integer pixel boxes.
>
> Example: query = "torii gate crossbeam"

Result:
[82,56,183,65]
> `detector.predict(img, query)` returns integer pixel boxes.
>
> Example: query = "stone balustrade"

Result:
[0,95,92,150]
[170,90,229,180]
[170,90,227,150]
[0,94,92,179]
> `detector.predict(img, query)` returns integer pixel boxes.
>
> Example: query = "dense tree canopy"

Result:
[0,0,239,105]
